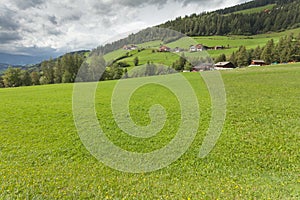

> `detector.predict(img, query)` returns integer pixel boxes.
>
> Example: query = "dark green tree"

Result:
[124,68,129,79]
[3,67,22,87]
[21,70,32,86]
[236,46,249,67]
[30,71,40,85]
[261,39,275,64]
[215,53,227,63]
[41,59,55,84]
[0,76,4,88]
[133,57,139,66]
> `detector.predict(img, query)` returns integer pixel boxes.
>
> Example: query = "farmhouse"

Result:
[251,60,266,66]
[123,45,138,50]
[159,46,171,52]
[196,44,205,51]
[192,63,214,71]
[190,44,207,52]
[174,47,182,53]
[215,46,224,50]
[215,62,236,69]
[190,45,197,52]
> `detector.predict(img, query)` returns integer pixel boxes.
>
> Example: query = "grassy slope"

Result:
[103,40,162,62]
[169,28,300,57]
[0,63,299,199]
[104,28,300,68]
[232,4,276,14]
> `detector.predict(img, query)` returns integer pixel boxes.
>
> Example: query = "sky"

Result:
[0,0,247,58]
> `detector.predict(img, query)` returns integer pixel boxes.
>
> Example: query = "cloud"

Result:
[48,15,58,25]
[0,31,22,44]
[0,6,20,31]
[117,0,169,8]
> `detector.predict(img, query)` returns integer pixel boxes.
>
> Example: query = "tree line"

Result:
[224,33,300,67]
[0,52,126,88]
[214,0,294,15]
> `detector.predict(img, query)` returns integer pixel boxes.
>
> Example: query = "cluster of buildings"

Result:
[123,44,225,53]
[189,44,224,52]
[122,44,267,71]
[190,62,235,72]
[123,45,138,51]
[158,44,225,53]
[190,60,267,72]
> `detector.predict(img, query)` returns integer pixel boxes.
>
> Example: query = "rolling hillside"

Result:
[102,28,300,68]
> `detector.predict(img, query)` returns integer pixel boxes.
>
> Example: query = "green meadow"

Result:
[103,28,300,68]
[0,63,299,199]
[232,4,276,15]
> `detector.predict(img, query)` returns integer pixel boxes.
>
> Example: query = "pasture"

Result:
[232,4,276,15]
[0,63,299,199]
[103,28,300,68]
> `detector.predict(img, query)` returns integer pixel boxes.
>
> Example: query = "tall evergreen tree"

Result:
[261,39,275,64]
[236,46,249,67]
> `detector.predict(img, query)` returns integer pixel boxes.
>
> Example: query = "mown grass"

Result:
[0,64,299,199]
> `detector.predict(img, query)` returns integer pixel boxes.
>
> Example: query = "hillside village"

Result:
[120,42,271,71]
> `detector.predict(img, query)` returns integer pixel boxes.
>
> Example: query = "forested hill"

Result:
[158,0,300,36]
[214,0,294,15]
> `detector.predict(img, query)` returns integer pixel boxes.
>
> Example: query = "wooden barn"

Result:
[215,62,236,69]
[251,60,266,66]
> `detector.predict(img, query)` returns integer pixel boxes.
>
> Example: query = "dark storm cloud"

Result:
[0,31,22,44]
[62,14,82,22]
[48,15,58,25]
[47,29,62,36]
[0,7,20,31]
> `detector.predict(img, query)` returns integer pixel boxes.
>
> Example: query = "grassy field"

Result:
[232,4,276,15]
[0,63,299,199]
[169,28,300,58]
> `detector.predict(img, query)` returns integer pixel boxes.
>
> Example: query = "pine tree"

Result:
[261,39,275,64]
[21,70,32,86]
[30,71,40,85]
[236,46,249,67]
[215,54,227,63]
[133,57,139,66]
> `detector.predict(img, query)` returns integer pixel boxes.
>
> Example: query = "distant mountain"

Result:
[0,50,90,75]
[0,63,27,75]
[0,63,9,74]
[0,52,55,66]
